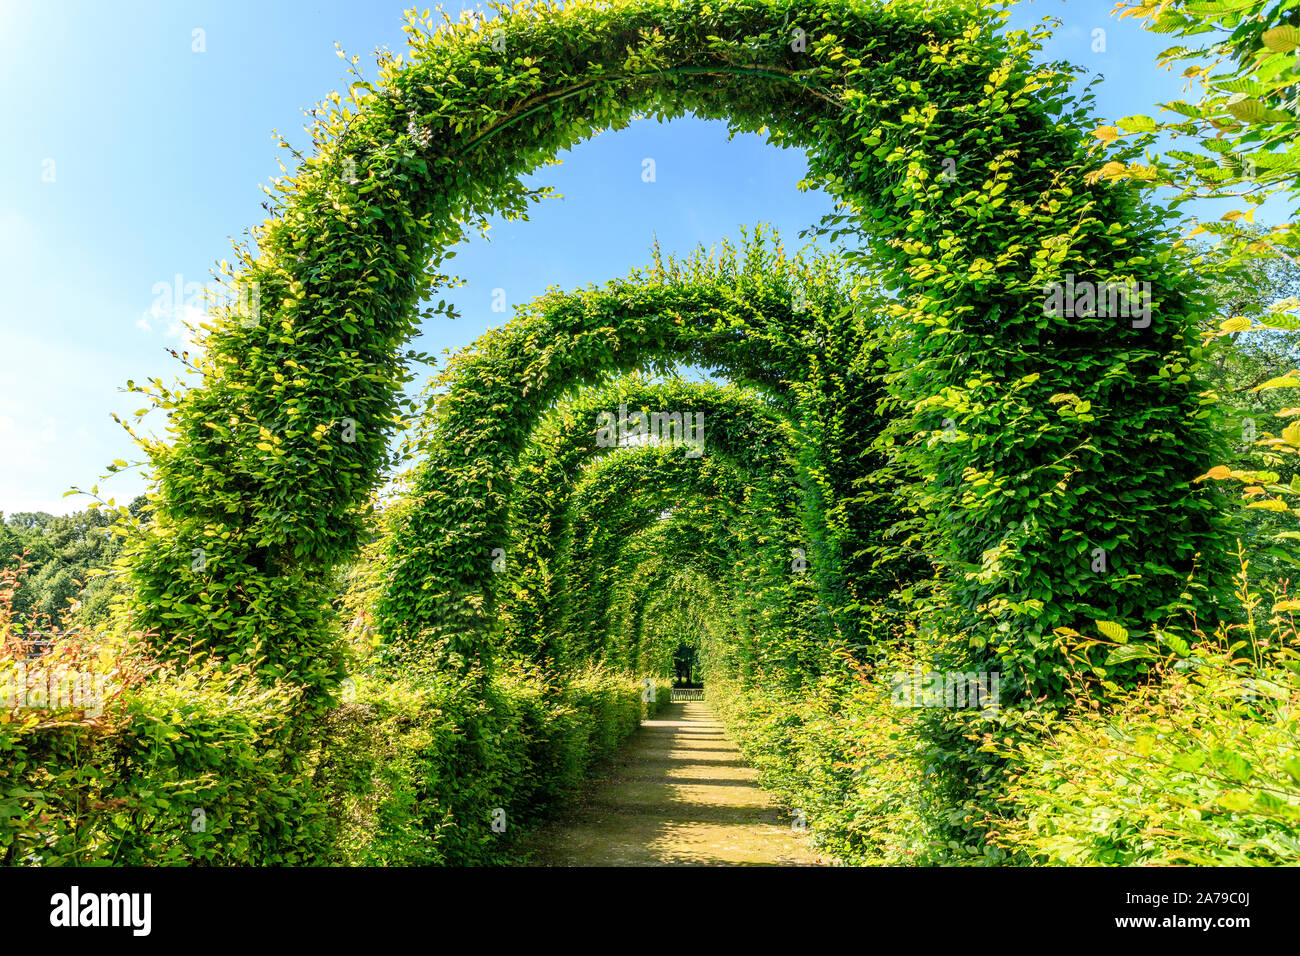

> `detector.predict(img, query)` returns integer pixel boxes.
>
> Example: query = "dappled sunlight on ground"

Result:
[522,702,825,866]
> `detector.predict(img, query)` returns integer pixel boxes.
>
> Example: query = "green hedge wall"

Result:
[317,663,661,865]
[2,651,663,866]
[1,656,329,866]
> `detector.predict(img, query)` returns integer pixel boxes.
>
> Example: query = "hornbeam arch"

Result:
[126,0,1228,704]
[498,377,827,663]
[604,522,734,675]
[374,241,876,664]
[566,468,823,686]
[554,434,808,659]
[632,566,738,682]
[579,503,819,685]
[553,442,815,670]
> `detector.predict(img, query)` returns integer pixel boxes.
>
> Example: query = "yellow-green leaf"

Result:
[1247,499,1289,511]
[1262,25,1300,53]
[1253,376,1300,392]
[1097,620,1128,643]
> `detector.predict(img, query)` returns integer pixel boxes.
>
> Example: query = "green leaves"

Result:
[992,623,1300,864]
[1252,374,1300,392]
[1120,0,1300,266]
[379,226,874,669]
[1157,630,1190,657]
[1097,620,1129,643]
[1105,644,1157,666]
[1117,114,1158,133]
[1261,25,1300,54]
[93,0,1261,870]
[1283,758,1300,786]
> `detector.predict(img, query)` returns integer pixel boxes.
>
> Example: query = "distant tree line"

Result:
[0,496,148,631]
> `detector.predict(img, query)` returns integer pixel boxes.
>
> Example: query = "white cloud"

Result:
[0,210,38,282]
[165,304,205,353]
[136,293,206,359]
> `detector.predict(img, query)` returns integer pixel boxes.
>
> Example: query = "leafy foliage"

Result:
[0,498,148,630]
[2,628,663,865]
[10,0,1272,868]
[317,661,663,865]
[1109,0,1300,263]
[377,232,887,668]
[987,555,1300,866]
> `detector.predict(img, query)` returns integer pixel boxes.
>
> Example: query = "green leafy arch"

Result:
[606,522,735,679]
[550,416,809,661]
[539,437,817,681]
[124,0,1228,708]
[495,376,822,664]
[374,237,876,664]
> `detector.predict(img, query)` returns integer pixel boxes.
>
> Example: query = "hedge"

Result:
[2,643,664,866]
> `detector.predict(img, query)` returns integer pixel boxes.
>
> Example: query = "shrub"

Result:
[707,660,936,866]
[104,666,331,865]
[1,640,331,866]
[315,662,655,866]
[3,651,656,867]
[988,621,1300,865]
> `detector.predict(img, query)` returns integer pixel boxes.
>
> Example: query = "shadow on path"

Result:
[520,701,825,866]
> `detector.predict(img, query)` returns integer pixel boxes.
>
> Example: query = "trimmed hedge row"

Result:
[319,662,668,865]
[0,651,326,866]
[988,628,1300,866]
[1,648,666,866]
[707,632,1300,867]
[705,668,939,866]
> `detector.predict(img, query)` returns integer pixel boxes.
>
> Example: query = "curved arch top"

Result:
[499,378,811,659]
[125,0,1228,704]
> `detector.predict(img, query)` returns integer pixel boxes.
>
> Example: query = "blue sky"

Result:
[0,0,1264,516]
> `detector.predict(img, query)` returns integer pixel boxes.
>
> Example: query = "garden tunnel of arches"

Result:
[339,267,883,695]
[108,0,1234,857]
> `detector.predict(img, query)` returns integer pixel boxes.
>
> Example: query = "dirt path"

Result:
[521,700,825,866]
